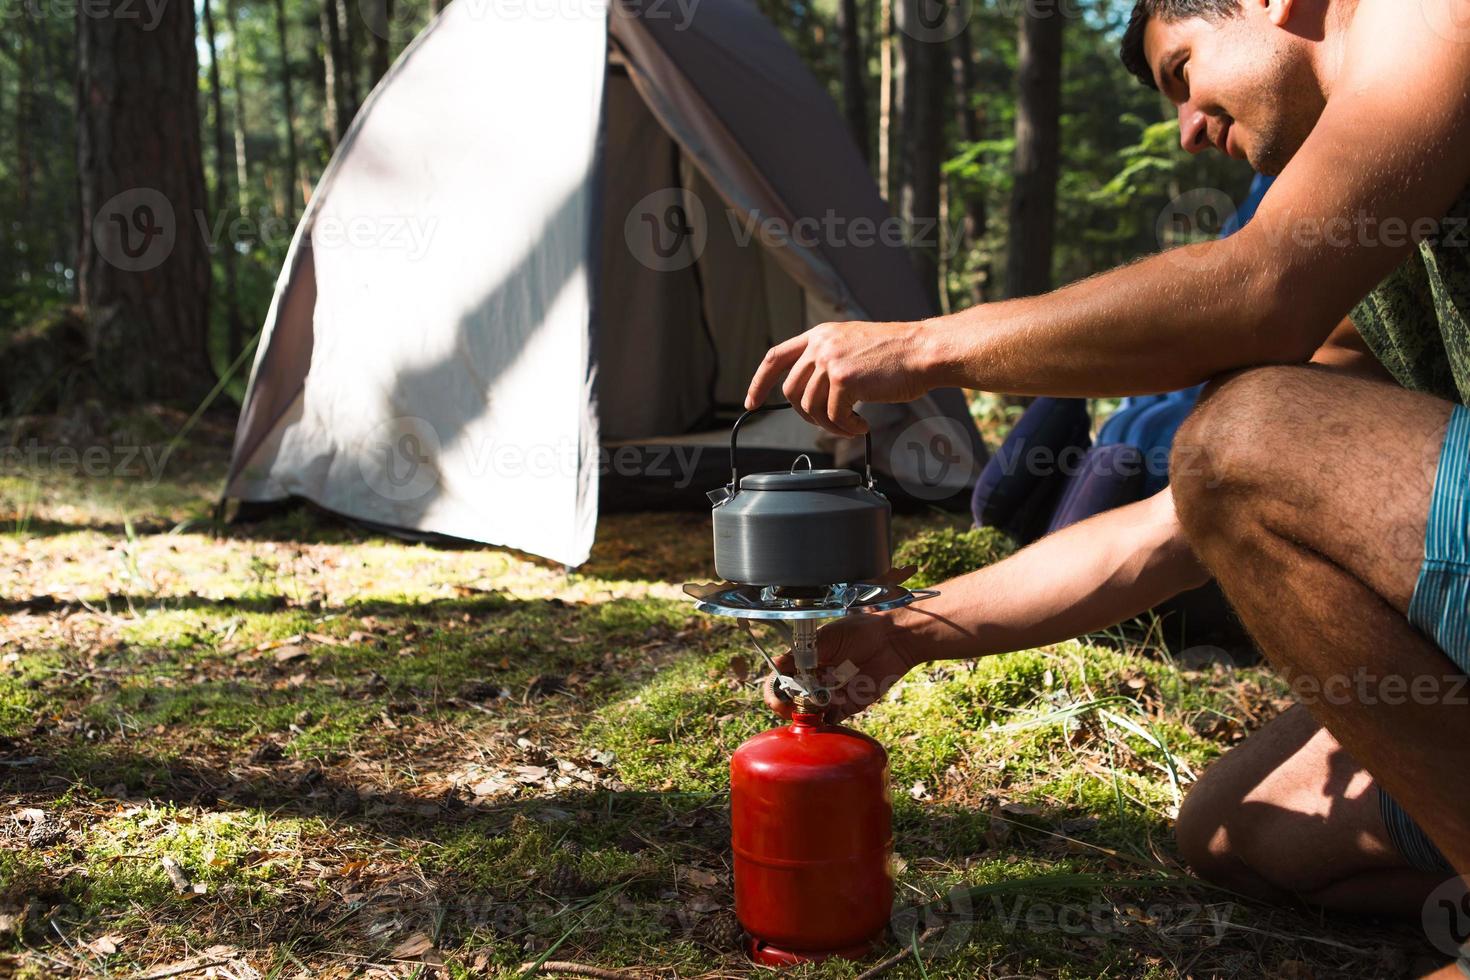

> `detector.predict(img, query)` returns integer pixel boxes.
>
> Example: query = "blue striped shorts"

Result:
[1380,404,1470,873]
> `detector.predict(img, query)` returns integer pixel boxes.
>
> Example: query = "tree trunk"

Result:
[951,19,988,305]
[1006,2,1063,299]
[226,0,251,217]
[76,0,212,401]
[368,0,394,87]
[274,0,300,224]
[321,0,345,148]
[203,0,243,362]
[893,0,944,310]
[836,0,869,161]
[16,13,34,218]
[877,0,892,202]
[336,0,361,122]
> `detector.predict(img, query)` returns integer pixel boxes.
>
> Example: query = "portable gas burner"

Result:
[682,405,936,966]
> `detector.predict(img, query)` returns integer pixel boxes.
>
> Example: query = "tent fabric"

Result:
[225,0,987,568]
[229,0,607,566]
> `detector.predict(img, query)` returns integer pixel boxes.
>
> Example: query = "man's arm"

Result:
[747,0,1470,436]
[768,486,1207,718]
[773,326,1393,718]
[894,486,1208,661]
[906,318,1387,662]
[1308,317,1394,382]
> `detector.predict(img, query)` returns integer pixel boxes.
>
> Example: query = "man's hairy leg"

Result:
[1176,704,1444,915]
[1172,366,1468,874]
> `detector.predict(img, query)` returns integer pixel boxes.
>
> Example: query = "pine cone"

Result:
[696,910,744,951]
[545,863,590,897]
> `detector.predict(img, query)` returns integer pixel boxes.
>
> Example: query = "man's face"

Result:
[1144,3,1325,175]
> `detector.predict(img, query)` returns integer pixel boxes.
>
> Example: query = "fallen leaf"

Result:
[514,765,549,783]
[471,776,514,797]
[273,644,308,664]
[390,932,436,960]
[86,934,122,955]
[680,867,720,889]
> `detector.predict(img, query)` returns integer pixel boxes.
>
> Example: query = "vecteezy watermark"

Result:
[357,0,419,41]
[891,884,975,959]
[626,193,971,273]
[986,895,1234,944]
[92,188,177,274]
[983,438,1219,487]
[1155,187,1237,271]
[2,0,168,30]
[0,441,174,485]
[888,416,984,502]
[893,0,972,44]
[1158,183,1470,267]
[355,417,709,502]
[1279,665,1470,709]
[91,188,442,270]
[358,417,444,503]
[728,209,955,256]
[625,188,708,273]
[1423,876,1470,959]
[1420,0,1470,44]
[891,886,1233,956]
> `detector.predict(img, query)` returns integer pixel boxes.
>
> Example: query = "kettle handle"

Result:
[730,403,872,489]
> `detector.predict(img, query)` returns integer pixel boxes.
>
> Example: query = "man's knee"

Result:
[1175,767,1303,900]
[1175,769,1254,889]
[1171,365,1319,540]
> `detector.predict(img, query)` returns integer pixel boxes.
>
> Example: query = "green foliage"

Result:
[941,1,1255,305]
[894,525,1016,587]
[583,648,767,791]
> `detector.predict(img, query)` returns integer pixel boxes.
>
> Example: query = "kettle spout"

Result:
[707,486,732,506]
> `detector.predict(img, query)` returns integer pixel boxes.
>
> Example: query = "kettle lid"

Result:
[738,468,863,491]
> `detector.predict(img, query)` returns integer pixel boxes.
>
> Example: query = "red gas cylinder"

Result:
[730,705,893,966]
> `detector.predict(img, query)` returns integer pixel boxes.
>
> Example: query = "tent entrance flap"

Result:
[595,70,810,443]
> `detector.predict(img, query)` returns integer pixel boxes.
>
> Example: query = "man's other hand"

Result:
[761,612,926,722]
[744,320,941,437]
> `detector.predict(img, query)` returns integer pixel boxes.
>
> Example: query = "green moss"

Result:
[583,649,766,792]
[0,655,58,738]
[893,526,1016,588]
[68,804,312,914]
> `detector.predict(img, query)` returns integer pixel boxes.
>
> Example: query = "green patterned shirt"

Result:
[1350,189,1470,405]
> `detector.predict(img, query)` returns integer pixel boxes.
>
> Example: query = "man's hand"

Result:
[761,613,927,722]
[744,320,940,437]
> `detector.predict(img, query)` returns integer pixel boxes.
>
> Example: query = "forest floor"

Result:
[0,404,1445,979]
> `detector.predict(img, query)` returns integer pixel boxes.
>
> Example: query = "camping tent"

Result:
[223,0,987,567]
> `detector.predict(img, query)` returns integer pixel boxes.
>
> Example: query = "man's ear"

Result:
[1265,0,1296,28]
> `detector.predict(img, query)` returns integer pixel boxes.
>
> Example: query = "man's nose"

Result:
[1179,105,1210,155]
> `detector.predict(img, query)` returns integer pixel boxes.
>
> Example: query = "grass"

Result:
[0,406,1435,977]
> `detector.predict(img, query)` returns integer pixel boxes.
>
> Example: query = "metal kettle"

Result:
[708,405,892,587]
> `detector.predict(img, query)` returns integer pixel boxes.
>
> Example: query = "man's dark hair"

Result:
[1120,0,1243,89]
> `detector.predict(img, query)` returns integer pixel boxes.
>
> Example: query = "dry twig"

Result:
[517,960,632,979]
[854,927,942,980]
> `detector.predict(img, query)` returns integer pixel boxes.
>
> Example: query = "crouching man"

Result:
[747,0,1470,969]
